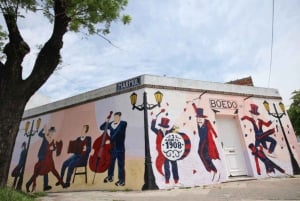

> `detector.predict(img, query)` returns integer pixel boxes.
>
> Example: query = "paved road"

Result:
[38,176,300,201]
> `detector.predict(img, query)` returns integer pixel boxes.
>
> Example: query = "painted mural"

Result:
[145,88,300,189]
[9,93,145,192]
[8,88,300,192]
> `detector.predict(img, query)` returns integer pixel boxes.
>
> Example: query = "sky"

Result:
[3,0,300,108]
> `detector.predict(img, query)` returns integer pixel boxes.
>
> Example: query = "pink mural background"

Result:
[9,88,300,191]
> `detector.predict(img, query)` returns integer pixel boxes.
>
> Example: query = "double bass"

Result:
[89,111,113,184]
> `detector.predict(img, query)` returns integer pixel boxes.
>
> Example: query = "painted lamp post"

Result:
[263,101,300,174]
[16,118,42,190]
[130,91,163,190]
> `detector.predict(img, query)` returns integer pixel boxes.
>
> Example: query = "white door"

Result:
[216,115,248,176]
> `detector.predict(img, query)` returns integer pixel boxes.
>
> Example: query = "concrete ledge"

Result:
[23,74,281,119]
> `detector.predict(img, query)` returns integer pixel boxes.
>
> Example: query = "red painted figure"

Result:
[26,126,65,192]
[241,104,277,156]
[192,103,220,181]
[248,143,285,175]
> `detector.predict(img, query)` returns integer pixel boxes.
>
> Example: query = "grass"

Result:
[108,188,133,192]
[123,188,133,192]
[0,187,46,201]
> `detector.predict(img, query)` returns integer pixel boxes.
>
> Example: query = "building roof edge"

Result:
[23,74,281,119]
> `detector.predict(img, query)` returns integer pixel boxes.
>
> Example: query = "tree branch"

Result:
[94,31,121,49]
[2,6,29,84]
[24,0,71,95]
[74,17,121,49]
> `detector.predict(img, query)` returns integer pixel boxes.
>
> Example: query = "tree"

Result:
[287,90,300,136]
[0,0,130,187]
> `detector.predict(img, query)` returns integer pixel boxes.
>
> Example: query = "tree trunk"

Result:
[0,0,71,188]
[0,91,27,187]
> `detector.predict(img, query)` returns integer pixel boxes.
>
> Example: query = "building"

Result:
[25,93,51,110]
[9,74,300,192]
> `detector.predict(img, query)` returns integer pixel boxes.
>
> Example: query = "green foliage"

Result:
[0,187,45,201]
[65,0,131,34]
[287,90,300,136]
[122,14,131,25]
[0,0,130,35]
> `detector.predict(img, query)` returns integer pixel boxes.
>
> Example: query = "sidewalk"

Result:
[38,176,300,201]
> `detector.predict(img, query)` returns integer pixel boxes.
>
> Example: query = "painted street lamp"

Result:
[130,91,163,190]
[16,118,42,190]
[263,100,300,174]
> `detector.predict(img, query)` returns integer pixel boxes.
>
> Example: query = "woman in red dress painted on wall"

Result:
[26,126,65,192]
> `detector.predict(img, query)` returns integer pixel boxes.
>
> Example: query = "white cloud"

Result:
[1,0,299,108]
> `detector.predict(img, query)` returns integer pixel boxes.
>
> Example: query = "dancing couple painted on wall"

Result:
[242,103,284,175]
[26,125,64,192]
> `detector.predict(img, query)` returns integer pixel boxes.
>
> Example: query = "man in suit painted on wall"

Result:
[57,124,91,188]
[11,142,27,189]
[192,103,220,181]
[101,112,127,186]
[151,117,180,185]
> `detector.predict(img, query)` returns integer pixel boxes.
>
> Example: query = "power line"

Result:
[268,0,275,87]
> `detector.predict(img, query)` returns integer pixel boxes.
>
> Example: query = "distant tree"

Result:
[287,90,300,136]
[0,0,130,187]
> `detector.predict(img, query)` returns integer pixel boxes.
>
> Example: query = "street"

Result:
[38,175,300,201]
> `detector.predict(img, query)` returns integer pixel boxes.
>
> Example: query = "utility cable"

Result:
[268,0,275,87]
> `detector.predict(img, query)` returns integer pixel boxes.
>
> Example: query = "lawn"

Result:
[0,187,45,201]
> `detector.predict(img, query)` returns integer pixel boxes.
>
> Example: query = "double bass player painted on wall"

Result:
[89,111,128,187]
